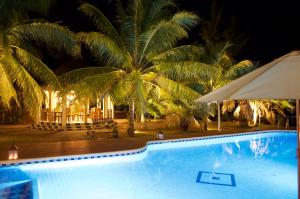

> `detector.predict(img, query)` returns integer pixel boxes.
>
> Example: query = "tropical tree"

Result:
[189,41,255,130]
[0,0,79,119]
[60,0,208,136]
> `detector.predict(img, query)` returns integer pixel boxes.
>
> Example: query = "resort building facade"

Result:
[38,90,114,125]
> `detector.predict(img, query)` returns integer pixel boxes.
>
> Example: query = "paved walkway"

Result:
[0,132,210,161]
[0,138,149,161]
[0,123,285,161]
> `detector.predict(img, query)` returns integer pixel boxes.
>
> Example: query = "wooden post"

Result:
[35,105,40,124]
[83,99,89,123]
[61,95,67,128]
[111,97,114,119]
[103,95,108,119]
[217,102,221,132]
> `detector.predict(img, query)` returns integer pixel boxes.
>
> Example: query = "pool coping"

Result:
[0,129,295,167]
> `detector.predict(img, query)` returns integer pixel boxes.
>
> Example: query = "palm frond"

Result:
[59,67,119,85]
[11,22,79,56]
[110,70,146,108]
[118,0,144,61]
[147,84,183,111]
[110,72,135,104]
[139,21,187,64]
[78,2,123,47]
[141,0,176,31]
[224,60,255,81]
[203,41,232,65]
[78,32,126,67]
[64,70,125,100]
[0,60,18,106]
[150,45,205,63]
[139,12,199,64]
[153,61,211,82]
[154,75,199,103]
[5,53,44,115]
[171,11,200,31]
[7,35,42,58]
[13,46,60,88]
[222,100,235,114]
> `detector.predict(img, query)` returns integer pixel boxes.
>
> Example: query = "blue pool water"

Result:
[1,131,298,199]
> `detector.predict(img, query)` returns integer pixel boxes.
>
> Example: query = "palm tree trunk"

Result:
[140,110,146,130]
[217,102,221,132]
[127,100,135,136]
[61,95,67,128]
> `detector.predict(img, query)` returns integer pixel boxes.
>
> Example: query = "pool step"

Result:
[30,121,114,131]
[0,168,39,199]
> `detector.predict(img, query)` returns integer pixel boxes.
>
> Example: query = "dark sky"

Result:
[44,0,300,64]
[181,0,300,64]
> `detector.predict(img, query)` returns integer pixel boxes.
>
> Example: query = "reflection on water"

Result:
[223,144,233,155]
[213,158,221,169]
[212,158,221,176]
[212,135,287,175]
[249,137,270,157]
[234,139,240,150]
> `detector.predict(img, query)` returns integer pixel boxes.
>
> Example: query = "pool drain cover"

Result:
[196,171,236,187]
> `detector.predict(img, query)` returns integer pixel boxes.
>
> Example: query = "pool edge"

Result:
[0,129,295,167]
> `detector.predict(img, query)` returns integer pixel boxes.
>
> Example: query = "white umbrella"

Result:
[195,51,300,198]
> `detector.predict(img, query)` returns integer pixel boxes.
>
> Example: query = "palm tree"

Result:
[190,41,255,130]
[0,0,79,119]
[60,0,207,136]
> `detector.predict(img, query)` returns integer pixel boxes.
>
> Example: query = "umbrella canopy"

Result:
[195,51,300,102]
[195,50,300,198]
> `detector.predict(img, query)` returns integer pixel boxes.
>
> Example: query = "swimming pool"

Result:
[0,131,297,199]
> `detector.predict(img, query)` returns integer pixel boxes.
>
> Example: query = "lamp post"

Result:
[8,144,19,160]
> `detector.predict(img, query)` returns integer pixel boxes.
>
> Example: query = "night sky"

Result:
[43,0,300,64]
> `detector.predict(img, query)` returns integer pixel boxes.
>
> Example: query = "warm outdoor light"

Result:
[156,129,164,140]
[8,144,19,160]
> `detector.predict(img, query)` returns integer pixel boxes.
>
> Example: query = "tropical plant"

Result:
[60,0,208,136]
[226,99,294,127]
[0,0,79,118]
